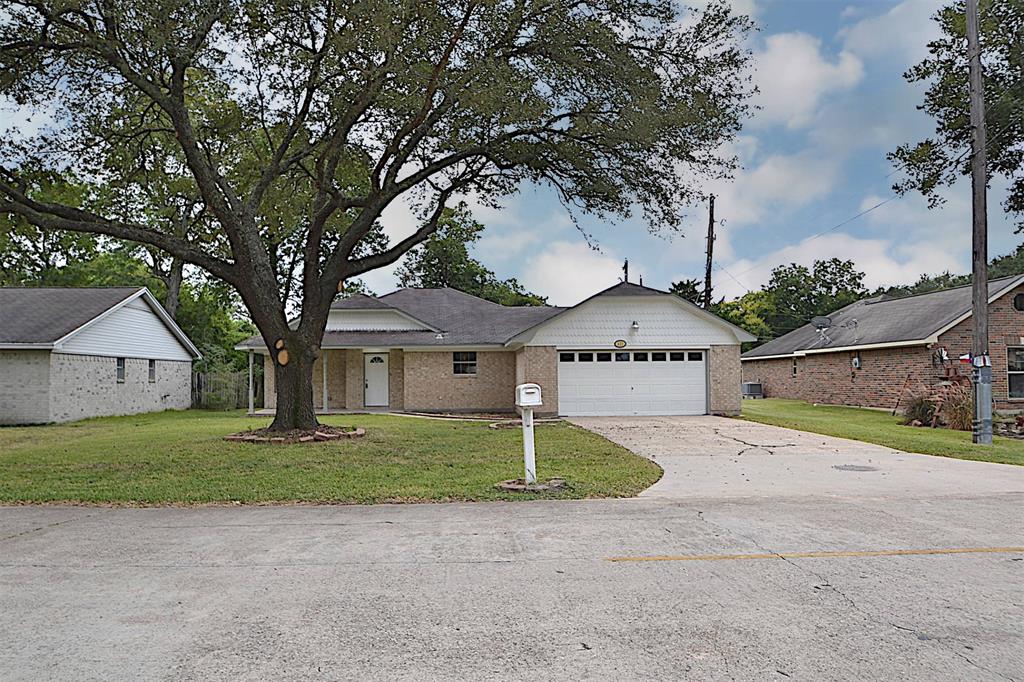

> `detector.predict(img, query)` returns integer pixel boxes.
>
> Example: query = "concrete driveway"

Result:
[569,415,1024,500]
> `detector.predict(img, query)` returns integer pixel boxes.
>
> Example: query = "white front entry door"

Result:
[364,353,390,407]
[557,350,707,416]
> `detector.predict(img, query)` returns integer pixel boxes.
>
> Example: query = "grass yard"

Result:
[741,399,1024,466]
[0,410,661,505]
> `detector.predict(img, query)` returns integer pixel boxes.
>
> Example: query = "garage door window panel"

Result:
[670,352,685,361]
[597,353,612,362]
[614,352,630,362]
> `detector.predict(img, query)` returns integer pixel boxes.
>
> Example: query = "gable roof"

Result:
[742,275,1024,360]
[238,281,758,350]
[507,280,757,344]
[0,286,201,358]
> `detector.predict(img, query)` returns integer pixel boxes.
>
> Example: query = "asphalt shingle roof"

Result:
[742,275,1024,359]
[0,287,142,345]
[239,287,566,349]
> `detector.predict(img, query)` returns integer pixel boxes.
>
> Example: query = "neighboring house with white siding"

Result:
[238,282,754,417]
[0,287,200,425]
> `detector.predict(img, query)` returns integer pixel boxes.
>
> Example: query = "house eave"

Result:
[742,336,938,361]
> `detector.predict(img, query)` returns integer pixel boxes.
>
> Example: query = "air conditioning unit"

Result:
[741,382,764,399]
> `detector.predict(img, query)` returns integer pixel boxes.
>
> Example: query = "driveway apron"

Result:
[569,415,1024,500]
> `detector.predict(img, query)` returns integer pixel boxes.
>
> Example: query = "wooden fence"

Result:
[192,370,263,410]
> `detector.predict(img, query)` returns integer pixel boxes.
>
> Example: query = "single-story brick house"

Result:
[741,275,1024,412]
[238,282,755,417]
[0,287,201,425]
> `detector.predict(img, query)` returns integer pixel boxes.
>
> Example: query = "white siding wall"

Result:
[326,309,427,331]
[48,354,191,423]
[525,297,737,348]
[0,350,51,425]
[58,298,193,361]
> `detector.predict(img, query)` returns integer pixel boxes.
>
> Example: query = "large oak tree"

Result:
[1,0,753,430]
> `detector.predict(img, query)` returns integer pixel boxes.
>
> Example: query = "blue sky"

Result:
[369,0,1022,305]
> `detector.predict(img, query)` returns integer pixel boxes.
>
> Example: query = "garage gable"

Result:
[512,284,753,349]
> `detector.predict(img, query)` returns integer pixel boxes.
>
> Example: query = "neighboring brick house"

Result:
[239,282,755,417]
[741,276,1024,412]
[0,287,200,425]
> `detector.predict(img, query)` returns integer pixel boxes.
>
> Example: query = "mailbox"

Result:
[515,383,543,408]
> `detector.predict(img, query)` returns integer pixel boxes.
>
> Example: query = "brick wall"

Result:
[48,353,191,423]
[310,349,347,409]
[403,350,516,412]
[936,284,1024,411]
[389,350,405,411]
[344,349,364,410]
[515,346,558,416]
[742,283,1024,412]
[0,350,51,425]
[709,344,741,416]
[263,353,276,409]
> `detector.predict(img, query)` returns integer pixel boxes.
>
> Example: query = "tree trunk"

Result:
[269,339,320,432]
[164,258,184,320]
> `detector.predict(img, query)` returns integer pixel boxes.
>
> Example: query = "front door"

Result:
[363,353,390,407]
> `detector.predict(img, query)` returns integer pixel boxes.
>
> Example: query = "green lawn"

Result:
[0,410,661,505]
[741,399,1023,466]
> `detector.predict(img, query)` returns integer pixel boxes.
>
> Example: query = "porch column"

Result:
[322,350,329,410]
[247,349,254,415]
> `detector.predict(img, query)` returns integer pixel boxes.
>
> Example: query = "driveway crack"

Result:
[0,513,95,543]
[712,428,796,456]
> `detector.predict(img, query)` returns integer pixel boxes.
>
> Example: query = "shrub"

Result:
[940,383,973,431]
[901,387,935,426]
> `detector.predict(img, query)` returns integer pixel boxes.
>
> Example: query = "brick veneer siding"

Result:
[344,349,364,410]
[0,350,51,424]
[47,353,191,423]
[389,350,405,411]
[310,350,347,409]
[263,353,276,409]
[403,350,516,413]
[742,283,1024,412]
[515,346,558,416]
[709,344,742,416]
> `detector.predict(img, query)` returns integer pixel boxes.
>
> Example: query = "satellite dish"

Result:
[811,316,832,330]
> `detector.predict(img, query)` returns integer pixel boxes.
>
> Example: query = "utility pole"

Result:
[703,194,715,310]
[967,0,992,445]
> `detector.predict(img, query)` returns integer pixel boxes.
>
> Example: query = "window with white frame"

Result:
[453,351,477,375]
[148,359,156,383]
[116,357,125,383]
[1009,347,1024,399]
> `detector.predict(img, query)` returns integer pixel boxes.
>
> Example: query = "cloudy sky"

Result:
[368,0,1021,305]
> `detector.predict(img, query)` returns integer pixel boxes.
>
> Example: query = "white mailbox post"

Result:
[515,383,543,484]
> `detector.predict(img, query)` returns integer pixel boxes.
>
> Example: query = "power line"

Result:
[715,107,1021,294]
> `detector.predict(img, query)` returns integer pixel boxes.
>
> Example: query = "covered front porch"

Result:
[246,348,403,415]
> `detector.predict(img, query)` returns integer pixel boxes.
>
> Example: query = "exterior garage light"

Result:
[631,321,640,330]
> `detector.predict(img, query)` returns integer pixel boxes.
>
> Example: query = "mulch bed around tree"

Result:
[223,425,365,444]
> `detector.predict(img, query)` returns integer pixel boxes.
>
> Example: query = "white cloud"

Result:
[840,0,941,66]
[522,241,626,306]
[752,32,864,129]
[716,232,965,300]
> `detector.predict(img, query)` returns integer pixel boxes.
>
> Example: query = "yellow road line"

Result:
[606,547,1024,563]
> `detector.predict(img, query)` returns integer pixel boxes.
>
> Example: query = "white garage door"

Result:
[557,350,707,416]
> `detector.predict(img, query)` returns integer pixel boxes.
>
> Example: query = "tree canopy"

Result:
[396,204,546,306]
[0,0,755,429]
[889,0,1024,231]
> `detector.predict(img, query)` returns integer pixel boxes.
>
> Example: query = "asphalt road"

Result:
[2,418,1023,680]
